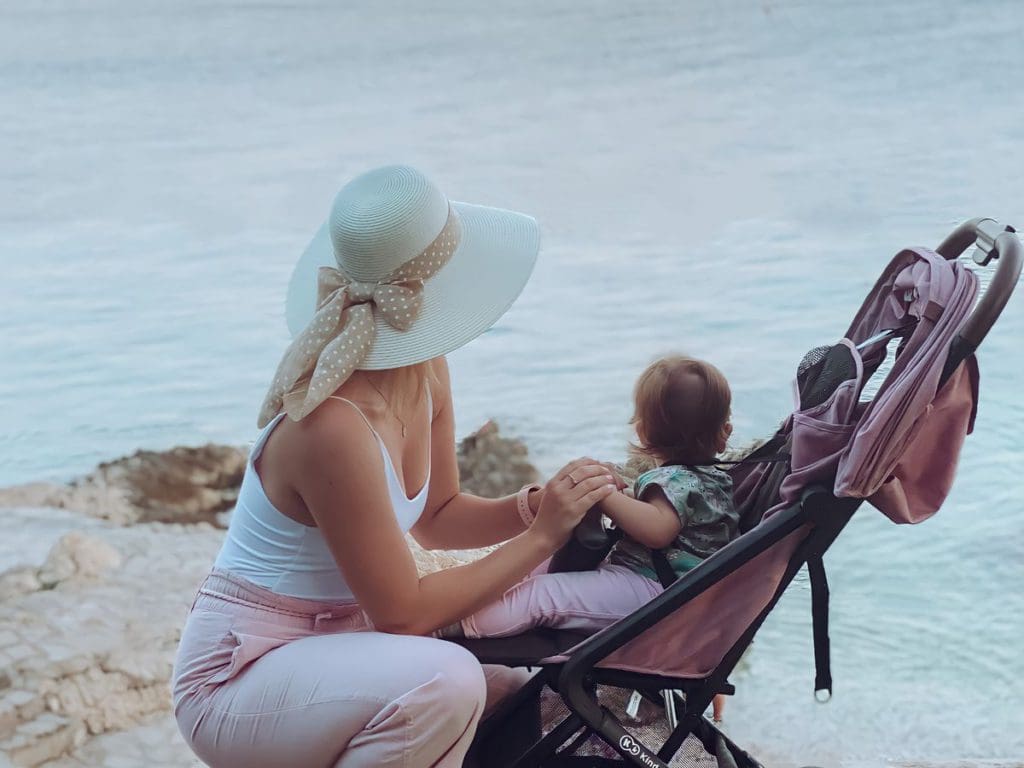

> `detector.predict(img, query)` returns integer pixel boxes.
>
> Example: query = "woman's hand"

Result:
[529,458,617,548]
[532,462,626,518]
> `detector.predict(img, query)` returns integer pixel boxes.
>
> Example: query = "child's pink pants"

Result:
[461,562,664,639]
[172,569,532,768]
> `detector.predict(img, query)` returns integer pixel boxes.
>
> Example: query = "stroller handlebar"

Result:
[936,217,1022,350]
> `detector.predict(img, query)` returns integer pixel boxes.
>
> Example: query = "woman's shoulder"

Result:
[291,396,385,462]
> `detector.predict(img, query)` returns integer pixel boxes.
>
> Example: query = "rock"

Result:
[39,664,171,737]
[0,690,38,740]
[0,483,135,529]
[0,712,85,768]
[98,650,171,685]
[0,570,42,602]
[0,509,106,577]
[52,445,248,527]
[0,446,246,528]
[0,520,225,765]
[96,445,247,526]
[37,534,121,589]
[456,420,540,498]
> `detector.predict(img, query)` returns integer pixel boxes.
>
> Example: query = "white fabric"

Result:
[285,165,540,370]
[215,399,430,602]
[259,208,461,428]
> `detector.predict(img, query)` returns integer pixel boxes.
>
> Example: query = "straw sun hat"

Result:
[257,165,541,427]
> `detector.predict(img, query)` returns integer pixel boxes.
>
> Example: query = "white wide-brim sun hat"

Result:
[285,165,541,369]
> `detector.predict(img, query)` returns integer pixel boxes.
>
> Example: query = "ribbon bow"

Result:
[258,208,460,427]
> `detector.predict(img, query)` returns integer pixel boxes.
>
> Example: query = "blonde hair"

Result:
[371,359,439,420]
[629,355,732,466]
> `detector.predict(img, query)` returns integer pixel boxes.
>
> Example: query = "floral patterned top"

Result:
[607,464,739,581]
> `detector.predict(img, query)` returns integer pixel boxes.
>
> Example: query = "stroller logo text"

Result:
[618,735,659,767]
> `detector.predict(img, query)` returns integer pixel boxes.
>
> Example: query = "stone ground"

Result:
[0,517,223,767]
[10,713,200,768]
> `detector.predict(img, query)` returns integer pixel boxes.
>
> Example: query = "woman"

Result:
[172,165,618,768]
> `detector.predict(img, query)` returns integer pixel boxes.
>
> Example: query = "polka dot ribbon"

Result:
[257,207,461,427]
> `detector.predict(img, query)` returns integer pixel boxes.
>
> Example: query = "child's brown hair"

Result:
[629,355,732,466]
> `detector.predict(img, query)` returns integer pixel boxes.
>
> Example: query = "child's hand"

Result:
[595,461,628,492]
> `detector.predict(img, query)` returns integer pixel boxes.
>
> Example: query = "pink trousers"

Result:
[461,563,664,639]
[172,569,532,768]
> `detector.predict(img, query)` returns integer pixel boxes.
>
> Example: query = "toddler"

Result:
[441,355,739,714]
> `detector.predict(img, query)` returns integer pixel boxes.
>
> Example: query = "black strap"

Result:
[807,554,832,700]
[651,549,677,589]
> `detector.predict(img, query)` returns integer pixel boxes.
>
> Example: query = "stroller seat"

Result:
[456,218,1021,768]
[459,629,592,668]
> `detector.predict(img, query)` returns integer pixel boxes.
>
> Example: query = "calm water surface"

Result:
[1,1,1022,762]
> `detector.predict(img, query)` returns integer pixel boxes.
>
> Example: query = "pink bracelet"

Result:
[516,483,542,527]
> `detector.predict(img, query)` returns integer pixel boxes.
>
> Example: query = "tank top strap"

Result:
[324,396,382,439]
[249,412,286,463]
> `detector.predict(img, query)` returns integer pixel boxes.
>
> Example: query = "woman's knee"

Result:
[430,642,488,718]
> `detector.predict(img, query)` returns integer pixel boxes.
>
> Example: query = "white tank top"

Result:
[213,394,431,601]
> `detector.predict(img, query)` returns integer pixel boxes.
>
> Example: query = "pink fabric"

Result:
[172,568,531,768]
[865,355,979,522]
[461,563,664,639]
[544,527,808,678]
[835,247,980,510]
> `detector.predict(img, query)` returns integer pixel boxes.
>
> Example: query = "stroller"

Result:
[457,218,1022,768]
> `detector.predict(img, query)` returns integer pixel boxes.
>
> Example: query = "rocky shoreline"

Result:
[0,421,537,768]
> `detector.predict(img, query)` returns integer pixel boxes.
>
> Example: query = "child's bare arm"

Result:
[597,488,681,549]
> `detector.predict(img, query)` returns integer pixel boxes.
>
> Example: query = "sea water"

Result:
[1,1,1022,762]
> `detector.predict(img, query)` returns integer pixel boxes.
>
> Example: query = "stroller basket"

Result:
[458,218,1021,768]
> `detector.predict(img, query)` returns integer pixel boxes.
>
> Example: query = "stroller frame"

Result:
[459,218,1022,768]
